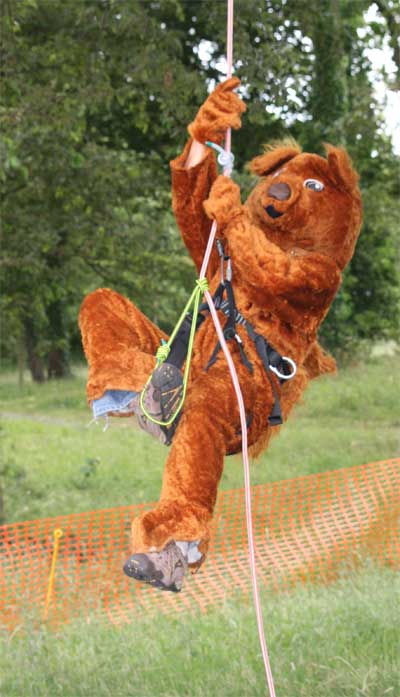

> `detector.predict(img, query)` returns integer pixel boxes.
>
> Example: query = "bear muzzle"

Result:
[265,181,291,219]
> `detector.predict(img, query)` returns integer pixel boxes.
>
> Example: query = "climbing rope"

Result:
[195,2,277,695]
[142,1,277,693]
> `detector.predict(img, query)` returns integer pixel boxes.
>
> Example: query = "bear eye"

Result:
[304,179,324,192]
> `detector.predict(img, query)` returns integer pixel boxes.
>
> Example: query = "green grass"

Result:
[0,566,398,697]
[0,357,398,696]
[0,357,399,522]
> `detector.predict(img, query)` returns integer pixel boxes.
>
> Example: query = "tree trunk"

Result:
[24,319,46,383]
[17,333,25,388]
[48,347,71,379]
[46,299,71,379]
[304,0,348,151]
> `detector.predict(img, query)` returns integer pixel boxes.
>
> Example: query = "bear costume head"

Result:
[246,140,362,270]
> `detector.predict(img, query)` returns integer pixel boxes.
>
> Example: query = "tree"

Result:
[299,0,399,352]
[1,0,201,377]
[1,0,398,381]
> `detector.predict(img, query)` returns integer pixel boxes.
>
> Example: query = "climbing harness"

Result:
[202,239,296,427]
[150,236,297,442]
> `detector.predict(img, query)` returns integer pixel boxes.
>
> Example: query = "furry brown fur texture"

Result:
[79,78,362,569]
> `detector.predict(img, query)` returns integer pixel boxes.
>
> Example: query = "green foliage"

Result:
[1,0,201,373]
[0,0,398,377]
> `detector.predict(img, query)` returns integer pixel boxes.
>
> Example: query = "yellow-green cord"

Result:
[139,278,209,426]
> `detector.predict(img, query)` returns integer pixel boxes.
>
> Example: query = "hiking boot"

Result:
[135,382,168,444]
[137,362,183,445]
[90,363,183,444]
[123,541,188,592]
[150,362,183,423]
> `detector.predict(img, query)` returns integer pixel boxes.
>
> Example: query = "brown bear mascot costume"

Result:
[79,78,362,592]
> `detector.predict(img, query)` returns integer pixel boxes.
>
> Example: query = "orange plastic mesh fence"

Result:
[1,459,399,630]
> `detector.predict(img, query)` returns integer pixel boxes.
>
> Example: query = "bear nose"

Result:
[267,182,291,201]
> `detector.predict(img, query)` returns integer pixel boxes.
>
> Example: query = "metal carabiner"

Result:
[205,141,235,173]
[269,356,297,380]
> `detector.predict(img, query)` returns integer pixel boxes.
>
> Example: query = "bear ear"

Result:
[248,140,301,176]
[324,143,360,192]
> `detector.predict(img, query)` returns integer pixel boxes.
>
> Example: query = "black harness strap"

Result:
[208,305,286,426]
[204,257,253,375]
[203,243,294,426]
[245,323,284,426]
[166,311,206,370]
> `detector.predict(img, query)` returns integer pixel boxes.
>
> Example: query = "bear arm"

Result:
[170,139,219,276]
[225,216,341,297]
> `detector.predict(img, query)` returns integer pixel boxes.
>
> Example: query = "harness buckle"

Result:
[224,326,236,341]
[269,356,297,380]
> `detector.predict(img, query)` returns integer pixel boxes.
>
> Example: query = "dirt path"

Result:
[0,411,136,432]
[0,411,86,428]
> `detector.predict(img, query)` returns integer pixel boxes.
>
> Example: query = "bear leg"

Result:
[79,288,167,402]
[130,365,248,563]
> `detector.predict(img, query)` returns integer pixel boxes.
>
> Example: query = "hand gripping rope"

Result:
[142,2,277,694]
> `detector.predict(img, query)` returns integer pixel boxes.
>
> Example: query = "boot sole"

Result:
[123,554,181,593]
